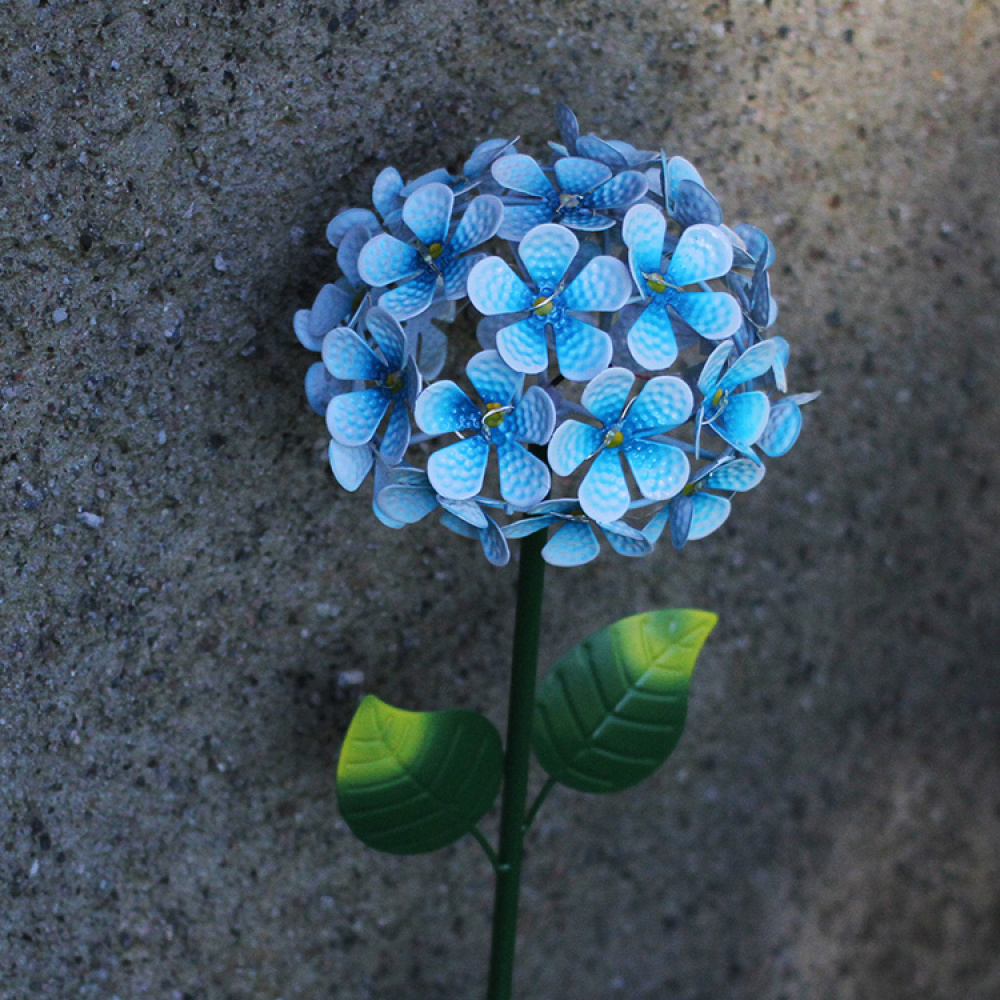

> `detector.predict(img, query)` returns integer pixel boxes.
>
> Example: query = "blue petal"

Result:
[328,439,373,492]
[626,300,677,370]
[641,503,671,545]
[467,349,523,406]
[689,492,731,540]
[552,315,612,382]
[304,361,344,415]
[758,399,803,457]
[717,339,779,392]
[442,252,482,300]
[296,283,353,350]
[426,435,491,500]
[548,419,602,477]
[463,137,517,180]
[338,223,379,287]
[375,481,439,524]
[478,517,511,566]
[450,194,504,254]
[512,385,556,445]
[553,156,612,194]
[379,398,411,464]
[326,387,390,447]
[770,336,791,392]
[624,375,693,433]
[414,380,480,435]
[558,207,616,232]
[322,327,384,381]
[497,202,557,241]
[733,223,775,269]
[543,521,600,567]
[625,440,689,501]
[622,204,667,282]
[372,167,404,220]
[491,154,555,200]
[467,257,534,315]
[554,103,580,155]
[697,339,735,396]
[715,391,771,451]
[704,457,765,492]
[518,223,579,290]
[579,448,631,523]
[671,289,742,340]
[576,135,629,170]
[666,224,734,286]
[364,307,407,372]
[497,441,551,508]
[504,513,557,539]
[402,182,454,247]
[585,170,648,210]
[581,366,635,425]
[665,156,705,205]
[671,180,723,227]
[668,494,695,549]
[357,234,421,287]
[496,316,549,375]
[326,208,379,247]
[601,520,653,558]
[560,256,632,312]
[378,269,437,321]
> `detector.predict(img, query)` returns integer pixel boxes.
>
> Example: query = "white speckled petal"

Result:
[542,521,601,567]
[718,339,779,392]
[497,202,557,241]
[671,290,742,340]
[427,435,491,500]
[671,180,723,227]
[625,440,689,502]
[496,316,549,375]
[625,376,693,433]
[467,349,523,406]
[438,496,489,530]
[688,492,731,540]
[513,385,557,445]
[297,284,353,350]
[553,156,612,194]
[757,399,803,457]
[479,517,511,566]
[601,520,653,558]
[586,170,648,210]
[497,441,551,508]
[379,398,411,464]
[442,253,482,300]
[467,256,534,315]
[327,388,390,447]
[626,300,677,371]
[716,391,771,451]
[492,154,555,199]
[641,503,671,545]
[304,361,345,416]
[372,167,404,219]
[553,315,612,382]
[357,234,421,287]
[666,156,704,203]
[579,448,631,523]
[701,458,763,492]
[518,223,579,290]
[364,308,407,371]
[326,208,379,247]
[555,103,580,155]
[378,270,437,321]
[322,327,384,381]
[667,224,735,286]
[451,195,504,254]
[414,380,480,435]
[697,339,735,396]
[623,204,667,281]
[503,513,557,539]
[561,255,632,312]
[581,366,635,425]
[576,135,628,170]
[463,137,516,180]
[338,224,379,287]
[559,207,616,232]
[548,419,603,477]
[328,439,373,492]
[375,482,438,524]
[402,182,454,247]
[770,335,791,392]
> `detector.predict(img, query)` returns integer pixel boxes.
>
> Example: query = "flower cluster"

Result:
[296,105,817,567]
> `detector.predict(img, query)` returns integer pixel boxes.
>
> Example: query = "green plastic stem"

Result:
[486,528,547,1000]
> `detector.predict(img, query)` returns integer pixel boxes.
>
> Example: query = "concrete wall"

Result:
[2,1,998,997]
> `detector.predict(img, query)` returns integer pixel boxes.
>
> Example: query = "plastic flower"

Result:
[323,308,420,488]
[622,204,742,370]
[695,339,777,459]
[467,223,631,381]
[643,457,766,550]
[757,391,821,457]
[658,154,724,228]
[491,154,648,241]
[548,367,693,522]
[504,499,650,567]
[357,183,503,319]
[414,350,556,508]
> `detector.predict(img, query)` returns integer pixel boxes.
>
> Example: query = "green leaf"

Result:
[336,695,504,855]
[533,609,717,794]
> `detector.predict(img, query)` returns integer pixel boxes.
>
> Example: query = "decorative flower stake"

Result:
[295,103,817,999]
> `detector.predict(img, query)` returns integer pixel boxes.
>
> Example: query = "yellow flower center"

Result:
[426,242,444,259]
[603,428,625,449]
[384,371,403,393]
[711,388,725,407]
[532,295,555,317]
[682,482,700,497]
[646,272,667,294]
[483,402,507,428]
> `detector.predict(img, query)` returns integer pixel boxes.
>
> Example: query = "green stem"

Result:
[522,777,556,834]
[470,826,502,871]
[486,528,547,1000]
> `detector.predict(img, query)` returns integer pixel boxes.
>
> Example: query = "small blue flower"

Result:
[656,153,724,228]
[504,498,651,567]
[467,224,632,382]
[622,204,743,370]
[695,339,778,459]
[294,279,364,353]
[549,103,654,170]
[548,367,693,522]
[643,457,766,549]
[357,183,503,320]
[414,350,556,508]
[491,154,648,241]
[323,307,421,477]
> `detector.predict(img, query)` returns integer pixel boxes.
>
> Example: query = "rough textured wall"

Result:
[2,1,999,998]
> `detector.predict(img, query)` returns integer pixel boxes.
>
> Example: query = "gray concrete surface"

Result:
[2,1,999,998]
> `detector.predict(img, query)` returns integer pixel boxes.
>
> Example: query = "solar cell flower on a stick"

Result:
[294,103,817,999]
